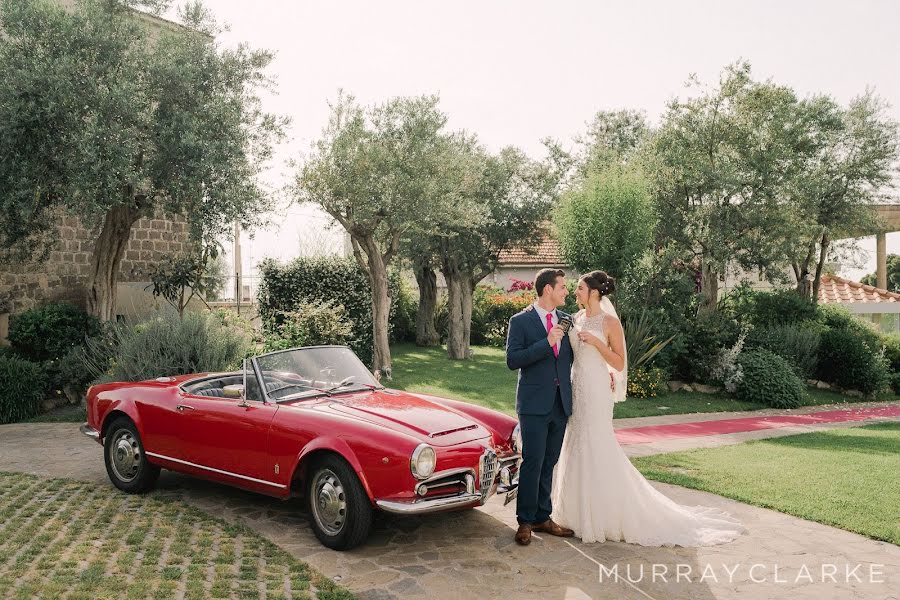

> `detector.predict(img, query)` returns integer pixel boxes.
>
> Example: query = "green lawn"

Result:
[632,423,900,545]
[0,471,353,600]
[389,343,897,419]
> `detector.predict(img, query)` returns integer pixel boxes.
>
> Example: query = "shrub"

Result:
[627,367,668,398]
[8,302,101,362]
[390,277,417,344]
[818,327,890,395]
[478,291,533,347]
[674,309,742,382]
[736,349,806,409]
[257,257,402,367]
[707,333,746,393]
[263,301,354,353]
[78,311,250,383]
[816,304,881,349]
[892,372,900,395]
[879,333,900,374]
[0,355,47,424]
[742,289,817,328]
[745,322,822,379]
[56,345,98,405]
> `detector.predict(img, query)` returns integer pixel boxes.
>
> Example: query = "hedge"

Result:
[257,257,403,367]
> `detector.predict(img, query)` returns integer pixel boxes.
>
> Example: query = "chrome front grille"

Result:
[479,449,498,503]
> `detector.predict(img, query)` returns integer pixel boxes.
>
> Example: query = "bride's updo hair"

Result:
[581,270,616,300]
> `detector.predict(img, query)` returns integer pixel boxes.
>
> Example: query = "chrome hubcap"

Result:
[312,469,346,536]
[109,430,141,483]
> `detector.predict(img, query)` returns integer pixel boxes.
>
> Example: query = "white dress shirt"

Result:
[533,302,558,330]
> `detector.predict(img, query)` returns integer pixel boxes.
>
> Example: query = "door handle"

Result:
[176,404,195,412]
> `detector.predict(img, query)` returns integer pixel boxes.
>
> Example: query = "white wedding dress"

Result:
[550,308,745,546]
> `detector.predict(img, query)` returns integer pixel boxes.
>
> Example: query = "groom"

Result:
[505,268,575,545]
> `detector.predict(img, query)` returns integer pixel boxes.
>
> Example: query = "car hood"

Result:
[306,389,489,446]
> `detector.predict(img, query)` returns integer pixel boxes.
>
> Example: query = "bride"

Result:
[549,270,745,546]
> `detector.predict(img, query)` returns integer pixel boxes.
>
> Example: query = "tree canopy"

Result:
[0,0,286,319]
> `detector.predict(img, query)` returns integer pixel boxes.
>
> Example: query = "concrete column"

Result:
[876,232,887,290]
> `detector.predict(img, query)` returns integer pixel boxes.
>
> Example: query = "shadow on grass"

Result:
[753,422,900,457]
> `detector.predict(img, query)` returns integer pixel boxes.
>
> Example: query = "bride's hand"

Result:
[577,331,602,347]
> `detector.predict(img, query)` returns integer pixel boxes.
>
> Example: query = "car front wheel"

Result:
[103,417,160,493]
[308,454,373,550]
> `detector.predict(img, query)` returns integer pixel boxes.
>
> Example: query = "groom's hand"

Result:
[547,324,565,347]
[610,372,616,392]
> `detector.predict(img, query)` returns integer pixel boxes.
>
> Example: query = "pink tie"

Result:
[546,313,559,358]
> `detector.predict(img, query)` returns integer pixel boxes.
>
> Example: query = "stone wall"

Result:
[0,211,192,320]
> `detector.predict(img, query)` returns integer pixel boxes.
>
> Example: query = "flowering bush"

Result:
[480,292,534,346]
[627,367,668,398]
[507,278,534,293]
[708,332,746,393]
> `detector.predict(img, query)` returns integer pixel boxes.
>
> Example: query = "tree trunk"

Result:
[794,236,819,301]
[445,274,475,360]
[811,231,830,306]
[360,237,393,378]
[86,204,141,321]
[698,258,719,313]
[414,260,440,347]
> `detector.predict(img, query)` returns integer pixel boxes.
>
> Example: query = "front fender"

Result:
[97,398,146,443]
[292,436,376,502]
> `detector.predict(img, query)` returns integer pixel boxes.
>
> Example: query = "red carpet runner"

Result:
[615,405,900,446]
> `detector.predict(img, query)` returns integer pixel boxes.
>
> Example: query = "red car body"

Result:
[81,346,521,548]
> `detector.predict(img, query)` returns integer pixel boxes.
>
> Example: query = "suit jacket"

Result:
[505,308,574,416]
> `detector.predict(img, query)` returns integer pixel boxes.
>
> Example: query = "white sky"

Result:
[167,0,900,284]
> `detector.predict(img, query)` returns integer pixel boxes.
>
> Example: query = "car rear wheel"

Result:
[103,417,160,494]
[308,454,373,550]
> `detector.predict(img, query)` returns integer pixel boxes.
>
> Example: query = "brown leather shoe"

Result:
[532,519,574,537]
[515,523,533,546]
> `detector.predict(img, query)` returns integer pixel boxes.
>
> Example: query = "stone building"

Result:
[0,211,192,340]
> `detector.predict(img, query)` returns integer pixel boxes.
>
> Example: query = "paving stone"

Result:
[2,413,899,600]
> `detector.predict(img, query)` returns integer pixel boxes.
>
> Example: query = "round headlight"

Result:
[511,423,523,454]
[410,444,436,479]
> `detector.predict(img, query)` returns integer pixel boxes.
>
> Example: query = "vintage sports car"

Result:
[81,345,522,550]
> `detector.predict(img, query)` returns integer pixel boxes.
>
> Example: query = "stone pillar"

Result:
[877,232,887,290]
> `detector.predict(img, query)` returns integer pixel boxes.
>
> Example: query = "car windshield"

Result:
[254,346,381,401]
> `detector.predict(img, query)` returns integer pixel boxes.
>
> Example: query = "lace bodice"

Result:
[569,309,610,363]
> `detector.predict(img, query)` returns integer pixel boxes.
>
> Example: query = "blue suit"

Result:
[506,307,573,525]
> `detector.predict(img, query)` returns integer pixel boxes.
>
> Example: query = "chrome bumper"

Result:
[377,452,521,515]
[376,493,484,515]
[80,423,100,443]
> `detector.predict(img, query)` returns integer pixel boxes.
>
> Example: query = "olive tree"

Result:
[435,138,561,359]
[0,0,286,320]
[293,93,453,376]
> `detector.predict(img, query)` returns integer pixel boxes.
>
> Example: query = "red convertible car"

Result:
[81,345,522,550]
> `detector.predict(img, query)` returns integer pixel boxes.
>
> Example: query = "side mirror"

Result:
[373,370,382,383]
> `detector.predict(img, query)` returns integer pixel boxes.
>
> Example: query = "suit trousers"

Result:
[516,388,568,525]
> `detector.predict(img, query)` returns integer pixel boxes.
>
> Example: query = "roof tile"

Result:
[818,274,900,304]
[499,230,564,266]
